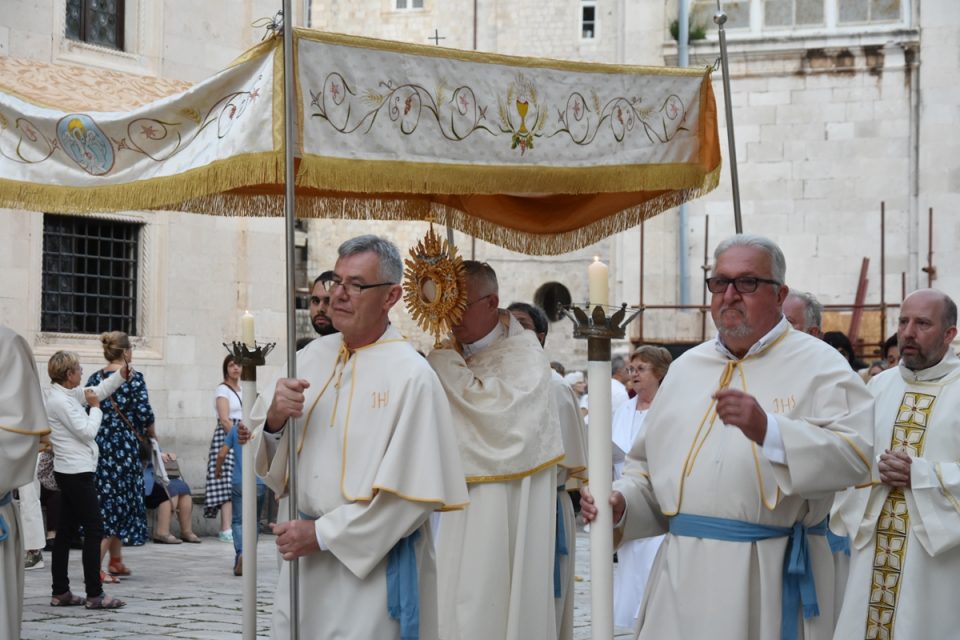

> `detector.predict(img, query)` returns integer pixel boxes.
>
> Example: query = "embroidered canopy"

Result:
[0,29,720,254]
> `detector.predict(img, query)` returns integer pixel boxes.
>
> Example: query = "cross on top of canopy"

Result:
[0,29,720,255]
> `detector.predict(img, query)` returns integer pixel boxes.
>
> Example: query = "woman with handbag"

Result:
[86,331,153,581]
[203,354,241,542]
[46,350,129,609]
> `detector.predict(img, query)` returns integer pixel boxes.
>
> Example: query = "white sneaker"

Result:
[24,550,45,570]
[217,530,234,543]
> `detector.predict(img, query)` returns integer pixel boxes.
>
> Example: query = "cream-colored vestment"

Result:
[428,313,564,640]
[832,350,960,640]
[0,327,49,640]
[255,326,468,640]
[551,370,588,640]
[615,324,874,640]
[611,397,663,631]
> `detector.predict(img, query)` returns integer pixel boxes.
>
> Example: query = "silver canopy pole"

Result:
[714,5,743,233]
[280,2,301,639]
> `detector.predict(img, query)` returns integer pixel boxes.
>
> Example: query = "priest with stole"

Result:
[582,235,875,640]
[832,289,960,640]
[428,261,564,640]
[254,236,469,639]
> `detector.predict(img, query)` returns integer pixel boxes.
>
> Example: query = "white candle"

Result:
[588,256,609,307]
[241,310,255,348]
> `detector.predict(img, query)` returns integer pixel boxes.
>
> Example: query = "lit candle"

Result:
[588,256,609,307]
[241,310,255,349]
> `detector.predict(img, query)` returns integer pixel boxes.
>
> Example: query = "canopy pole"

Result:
[714,4,743,234]
[281,2,301,639]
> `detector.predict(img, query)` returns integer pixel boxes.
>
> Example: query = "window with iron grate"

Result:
[41,214,140,336]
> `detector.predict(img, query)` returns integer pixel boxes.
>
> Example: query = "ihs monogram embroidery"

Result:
[371,391,389,409]
[771,395,797,413]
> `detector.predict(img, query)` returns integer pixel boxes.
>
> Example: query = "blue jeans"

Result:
[231,483,266,555]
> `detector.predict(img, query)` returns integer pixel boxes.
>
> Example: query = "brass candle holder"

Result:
[562,303,641,359]
[223,341,276,380]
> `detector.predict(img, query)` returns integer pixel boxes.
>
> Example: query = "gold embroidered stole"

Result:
[865,390,936,639]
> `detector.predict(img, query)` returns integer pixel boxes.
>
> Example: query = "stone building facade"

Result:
[306,0,959,362]
[1,0,957,486]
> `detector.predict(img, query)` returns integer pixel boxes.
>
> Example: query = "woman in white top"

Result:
[203,354,242,540]
[46,350,129,610]
[611,345,673,632]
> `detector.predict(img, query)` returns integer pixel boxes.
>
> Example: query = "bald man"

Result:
[832,289,960,639]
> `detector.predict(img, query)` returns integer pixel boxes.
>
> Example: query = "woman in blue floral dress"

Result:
[87,331,152,579]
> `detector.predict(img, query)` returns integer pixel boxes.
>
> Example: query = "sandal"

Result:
[50,591,84,607]
[108,559,132,576]
[181,532,202,543]
[152,533,181,545]
[100,570,120,584]
[84,593,126,610]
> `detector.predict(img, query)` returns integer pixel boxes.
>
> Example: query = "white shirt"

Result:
[46,373,126,474]
[215,383,243,420]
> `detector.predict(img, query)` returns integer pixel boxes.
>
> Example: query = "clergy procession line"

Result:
[2,233,958,640]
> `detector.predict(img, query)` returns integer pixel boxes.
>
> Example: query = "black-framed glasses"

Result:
[705,276,780,294]
[328,277,396,297]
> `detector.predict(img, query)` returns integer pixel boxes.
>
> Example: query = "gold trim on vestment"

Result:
[865,390,935,639]
[0,424,52,436]
[934,463,960,514]
[465,453,566,484]
[371,485,469,511]
[665,326,790,517]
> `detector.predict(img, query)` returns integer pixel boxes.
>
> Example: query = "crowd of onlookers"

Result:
[16,332,264,611]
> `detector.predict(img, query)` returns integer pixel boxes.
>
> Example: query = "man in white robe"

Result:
[832,289,960,640]
[0,326,49,639]
[784,289,850,617]
[254,236,469,640]
[508,301,588,640]
[582,234,875,640]
[429,262,564,640]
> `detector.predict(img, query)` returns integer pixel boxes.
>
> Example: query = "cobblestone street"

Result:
[22,526,634,639]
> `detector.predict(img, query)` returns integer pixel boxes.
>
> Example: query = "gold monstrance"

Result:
[403,223,467,348]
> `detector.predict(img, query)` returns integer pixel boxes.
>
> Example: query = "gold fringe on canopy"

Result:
[0,27,722,255]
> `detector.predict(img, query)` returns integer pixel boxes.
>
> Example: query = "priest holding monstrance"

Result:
[253,235,468,639]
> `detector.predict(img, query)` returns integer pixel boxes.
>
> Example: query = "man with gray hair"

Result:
[610,353,631,412]
[783,290,824,338]
[255,235,468,639]
[832,288,960,639]
[583,233,874,640]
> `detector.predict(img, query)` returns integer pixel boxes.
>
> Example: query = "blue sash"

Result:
[0,491,12,542]
[554,491,569,598]
[301,510,421,640]
[825,529,850,556]
[669,512,828,640]
[387,530,421,640]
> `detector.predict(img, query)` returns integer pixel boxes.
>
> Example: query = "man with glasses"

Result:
[582,234,874,640]
[308,270,337,336]
[428,261,564,640]
[254,235,468,639]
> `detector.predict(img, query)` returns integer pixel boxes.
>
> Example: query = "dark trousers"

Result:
[51,471,103,598]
